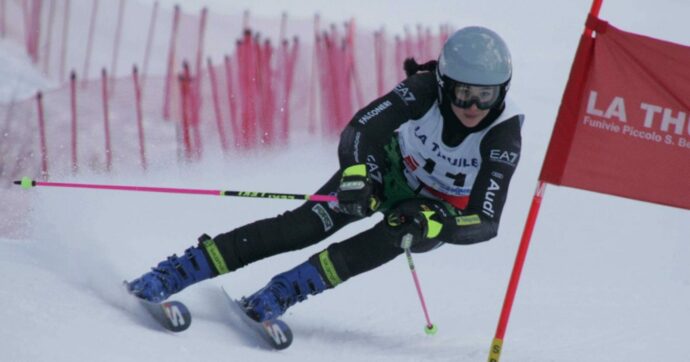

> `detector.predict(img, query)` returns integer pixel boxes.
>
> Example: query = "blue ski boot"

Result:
[241,261,327,322]
[128,235,222,303]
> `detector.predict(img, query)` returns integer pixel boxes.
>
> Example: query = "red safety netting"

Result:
[0,0,451,185]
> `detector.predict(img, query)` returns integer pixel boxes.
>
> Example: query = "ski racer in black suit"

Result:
[128,26,524,322]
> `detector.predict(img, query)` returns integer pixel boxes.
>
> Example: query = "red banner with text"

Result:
[540,16,690,210]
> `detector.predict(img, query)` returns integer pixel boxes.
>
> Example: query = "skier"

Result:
[128,26,523,323]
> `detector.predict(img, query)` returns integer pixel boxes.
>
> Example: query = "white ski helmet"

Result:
[436,26,512,110]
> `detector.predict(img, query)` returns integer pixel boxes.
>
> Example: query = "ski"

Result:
[221,286,293,350]
[124,282,192,332]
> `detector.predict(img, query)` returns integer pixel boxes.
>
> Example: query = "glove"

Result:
[336,164,380,217]
[385,199,445,249]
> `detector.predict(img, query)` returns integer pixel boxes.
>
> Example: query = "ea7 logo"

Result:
[366,155,383,184]
[163,303,186,327]
[489,149,519,166]
[394,84,416,104]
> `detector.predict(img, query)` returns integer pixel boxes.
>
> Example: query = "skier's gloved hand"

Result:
[385,199,445,249]
[337,164,380,217]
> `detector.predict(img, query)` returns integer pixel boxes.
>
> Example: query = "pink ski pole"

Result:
[14,177,337,203]
[404,246,438,335]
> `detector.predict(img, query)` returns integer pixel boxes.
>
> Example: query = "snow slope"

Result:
[2,1,690,361]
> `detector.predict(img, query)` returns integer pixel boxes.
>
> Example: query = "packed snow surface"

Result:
[2,1,689,361]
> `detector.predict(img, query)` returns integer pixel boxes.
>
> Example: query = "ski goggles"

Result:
[449,82,501,110]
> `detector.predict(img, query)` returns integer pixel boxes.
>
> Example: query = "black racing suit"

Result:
[209,72,523,287]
